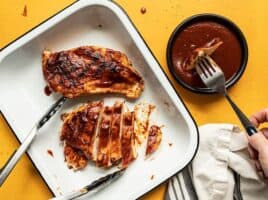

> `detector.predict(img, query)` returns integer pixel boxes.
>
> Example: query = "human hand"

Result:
[248,109,268,178]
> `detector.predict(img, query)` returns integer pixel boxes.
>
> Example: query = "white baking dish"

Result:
[0,0,199,199]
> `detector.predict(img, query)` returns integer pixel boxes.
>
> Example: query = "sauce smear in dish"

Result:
[171,21,242,87]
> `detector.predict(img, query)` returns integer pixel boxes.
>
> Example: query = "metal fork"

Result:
[0,97,67,186]
[196,55,257,136]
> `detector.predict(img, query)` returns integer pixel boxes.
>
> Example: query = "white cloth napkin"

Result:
[165,124,268,200]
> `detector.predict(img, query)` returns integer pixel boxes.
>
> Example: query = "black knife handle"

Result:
[246,126,258,136]
[224,94,257,136]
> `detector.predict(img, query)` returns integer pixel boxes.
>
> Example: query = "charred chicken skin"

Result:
[61,101,103,161]
[42,46,144,99]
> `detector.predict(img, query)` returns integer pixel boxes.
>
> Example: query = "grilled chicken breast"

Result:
[145,125,162,156]
[61,101,103,162]
[42,46,144,99]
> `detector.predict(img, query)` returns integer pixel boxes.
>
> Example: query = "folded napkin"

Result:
[165,124,268,200]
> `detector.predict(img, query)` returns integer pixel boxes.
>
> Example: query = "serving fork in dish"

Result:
[195,55,258,136]
[0,97,67,186]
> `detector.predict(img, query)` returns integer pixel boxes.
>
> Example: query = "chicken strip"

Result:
[145,125,162,156]
[134,103,155,144]
[110,101,124,165]
[96,106,113,168]
[121,111,137,168]
[184,38,223,70]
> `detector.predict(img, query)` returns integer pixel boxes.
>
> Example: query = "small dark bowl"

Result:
[166,14,248,94]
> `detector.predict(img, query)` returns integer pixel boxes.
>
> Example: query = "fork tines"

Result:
[195,54,227,91]
[196,55,224,77]
[196,56,216,78]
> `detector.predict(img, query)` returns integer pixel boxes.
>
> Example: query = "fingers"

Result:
[250,108,268,127]
[257,169,266,179]
[260,128,268,139]
[248,128,268,179]
[255,160,263,171]
[248,132,268,153]
[248,144,267,179]
[248,145,258,159]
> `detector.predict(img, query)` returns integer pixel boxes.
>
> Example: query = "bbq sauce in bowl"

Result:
[167,14,248,93]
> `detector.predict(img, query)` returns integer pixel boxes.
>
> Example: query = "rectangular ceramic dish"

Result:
[0,0,199,199]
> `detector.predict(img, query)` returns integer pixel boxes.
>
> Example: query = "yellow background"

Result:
[0,0,267,199]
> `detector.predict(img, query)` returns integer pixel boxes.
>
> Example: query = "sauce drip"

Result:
[44,85,52,96]
[47,149,54,157]
[140,7,147,14]
[22,5,27,17]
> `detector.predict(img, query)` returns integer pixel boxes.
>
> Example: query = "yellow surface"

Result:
[0,0,268,199]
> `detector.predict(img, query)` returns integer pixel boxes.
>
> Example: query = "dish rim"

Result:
[0,0,200,198]
[166,13,249,94]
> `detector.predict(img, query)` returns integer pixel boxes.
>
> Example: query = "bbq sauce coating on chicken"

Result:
[64,144,88,170]
[96,106,113,168]
[61,101,103,161]
[60,101,162,170]
[42,46,144,99]
[145,125,162,156]
[110,102,124,165]
[121,111,137,168]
